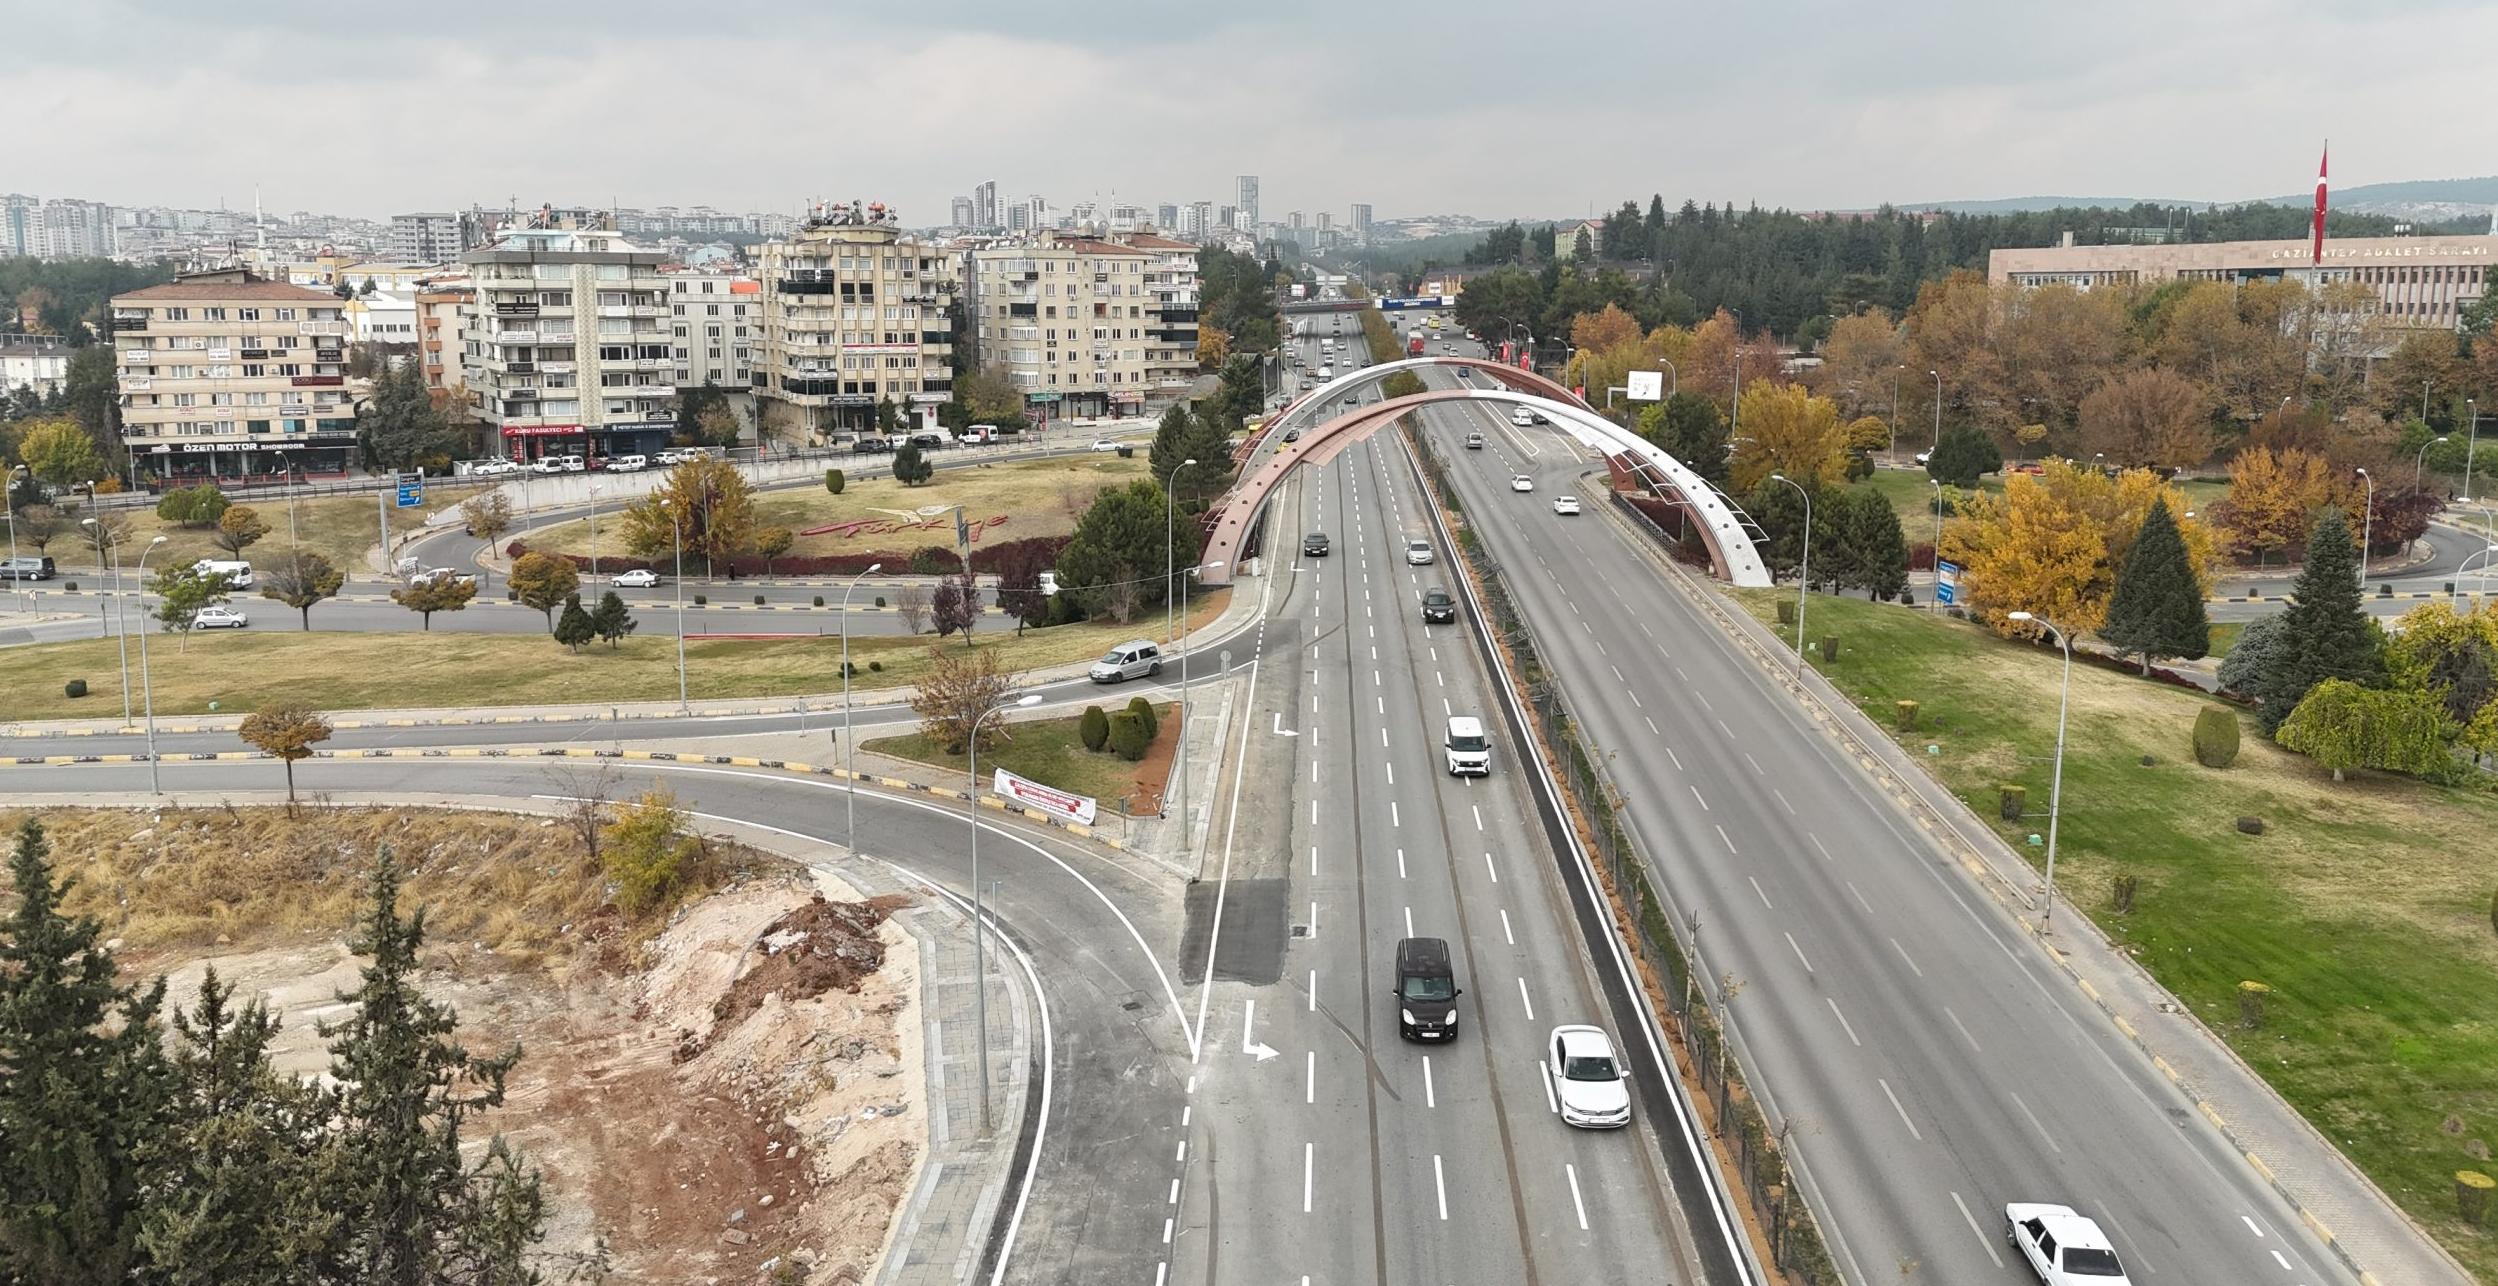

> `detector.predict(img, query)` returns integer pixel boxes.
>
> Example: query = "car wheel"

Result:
[1150,661,1163,676]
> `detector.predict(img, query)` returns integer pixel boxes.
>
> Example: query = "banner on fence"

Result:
[991,768,1097,825]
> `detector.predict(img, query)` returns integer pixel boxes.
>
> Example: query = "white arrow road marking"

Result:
[1272,712,1299,737]
[1242,997,1280,1063]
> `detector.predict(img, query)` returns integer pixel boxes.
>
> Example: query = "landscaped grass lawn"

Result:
[520,454,1149,563]
[862,701,1174,813]
[45,485,479,582]
[0,589,1228,722]
[1727,588,2498,1277]
[2206,620,2244,658]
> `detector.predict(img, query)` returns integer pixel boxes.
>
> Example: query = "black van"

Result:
[0,555,55,581]
[1393,937,1461,1042]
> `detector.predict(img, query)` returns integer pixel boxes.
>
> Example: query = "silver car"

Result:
[1404,539,1435,566]
[1089,639,1164,683]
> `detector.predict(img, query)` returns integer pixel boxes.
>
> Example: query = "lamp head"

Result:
[1012,693,1042,709]
[865,562,883,574]
[2007,610,2034,622]
[149,535,166,547]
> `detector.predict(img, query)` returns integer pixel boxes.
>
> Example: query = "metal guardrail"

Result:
[1407,425,1844,1286]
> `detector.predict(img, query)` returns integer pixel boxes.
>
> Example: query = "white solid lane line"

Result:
[1878,1077,1924,1140]
[1303,1142,1315,1214]
[1826,997,1863,1047]
[1433,1154,1449,1221]
[2009,1090,2061,1154]
[1950,1191,2007,1268]
[1539,1060,1559,1114]
[1423,1055,1437,1108]
[1499,908,1515,944]
[1516,977,1535,1021]
[1566,1162,1591,1231]
[1785,931,1815,974]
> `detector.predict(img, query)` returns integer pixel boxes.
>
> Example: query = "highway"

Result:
[1406,369,2359,1284]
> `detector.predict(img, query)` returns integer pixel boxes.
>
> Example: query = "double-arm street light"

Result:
[2005,611,2073,931]
[2457,543,2498,607]
[967,691,1043,1136]
[1767,473,1810,675]
[81,517,134,725]
[2355,468,2373,589]
[132,534,170,793]
[658,495,689,711]
[840,562,884,857]
[4,464,27,611]
[1165,458,1197,648]
[1929,369,1943,449]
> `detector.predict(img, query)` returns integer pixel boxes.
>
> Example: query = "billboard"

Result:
[1290,283,1308,299]
[1625,370,1665,402]
[992,768,1098,826]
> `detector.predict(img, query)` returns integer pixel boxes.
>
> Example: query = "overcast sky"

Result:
[10,0,2495,225]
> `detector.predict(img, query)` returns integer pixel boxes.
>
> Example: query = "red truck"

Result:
[1406,333,1425,357]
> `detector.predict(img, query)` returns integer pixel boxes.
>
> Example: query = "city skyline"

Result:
[13,1,2498,225]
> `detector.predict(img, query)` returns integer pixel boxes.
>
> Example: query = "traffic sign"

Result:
[1934,558,1960,605]
[395,473,424,508]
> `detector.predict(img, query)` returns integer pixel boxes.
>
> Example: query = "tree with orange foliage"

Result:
[2207,446,2353,565]
[1940,460,2214,637]
[1568,304,1642,356]
[2077,368,2217,471]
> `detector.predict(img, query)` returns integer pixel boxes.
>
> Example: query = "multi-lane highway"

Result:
[1405,367,2362,1284]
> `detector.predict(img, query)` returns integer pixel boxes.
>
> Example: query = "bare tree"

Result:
[894,582,931,634]
[908,646,1021,755]
[546,758,623,867]
[1103,561,1140,625]
[931,571,981,641]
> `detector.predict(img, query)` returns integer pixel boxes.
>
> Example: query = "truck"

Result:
[1407,334,1425,357]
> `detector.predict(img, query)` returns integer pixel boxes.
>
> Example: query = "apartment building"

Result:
[413,279,471,412]
[664,269,760,391]
[389,211,464,264]
[966,232,1174,420]
[460,225,677,464]
[752,208,957,437]
[1105,232,1202,399]
[111,269,358,480]
[0,334,73,399]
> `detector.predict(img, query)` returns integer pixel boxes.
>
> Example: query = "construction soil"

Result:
[4,805,925,1284]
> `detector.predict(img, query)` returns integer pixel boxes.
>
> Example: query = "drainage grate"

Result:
[1290,924,1311,938]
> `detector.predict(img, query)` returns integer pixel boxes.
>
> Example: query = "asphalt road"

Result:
[1412,373,2358,1285]
[1167,419,1723,1284]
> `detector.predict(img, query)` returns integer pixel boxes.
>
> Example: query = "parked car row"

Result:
[468,447,714,477]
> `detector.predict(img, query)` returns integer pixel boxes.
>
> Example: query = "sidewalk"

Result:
[0,568,1275,740]
[1602,503,2469,1286]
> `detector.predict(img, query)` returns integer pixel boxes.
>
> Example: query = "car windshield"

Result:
[2062,1248,2125,1276]
[1096,651,1129,666]
[1402,974,1455,1002]
[1449,733,1488,752]
[1561,1052,1618,1081]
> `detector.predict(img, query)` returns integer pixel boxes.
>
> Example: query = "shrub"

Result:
[825,468,846,495]
[1126,695,1158,741]
[63,679,87,699]
[1776,599,1796,626]
[601,787,704,917]
[909,547,956,575]
[693,593,707,606]
[2190,707,2241,768]
[875,596,887,608]
[754,594,765,605]
[868,660,882,672]
[1108,710,1150,761]
[2236,815,2265,835]
[2112,872,2138,914]
[813,595,825,607]
[1079,705,1111,752]
[1819,634,1838,663]
[1998,784,2026,821]
[63,581,76,592]
[1894,699,1918,731]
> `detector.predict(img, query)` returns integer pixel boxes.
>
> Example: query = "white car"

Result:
[1510,406,1536,427]
[193,605,248,630]
[1547,1025,1631,1128]
[1091,438,1121,452]
[2005,1204,2132,1284]
[1404,539,1434,566]
[1511,475,1534,493]
[1552,496,1582,516]
[468,458,522,476]
[605,454,648,472]
[612,568,660,588]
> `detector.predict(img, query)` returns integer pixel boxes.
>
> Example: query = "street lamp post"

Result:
[659,497,688,711]
[2005,611,2073,931]
[1164,458,1197,648]
[2454,544,2498,607]
[2467,398,2481,504]
[81,518,133,724]
[4,464,25,611]
[966,691,1043,1136]
[133,535,169,793]
[1893,364,1905,459]
[1929,478,1944,615]
[1768,474,1810,675]
[588,483,601,579]
[1929,369,1942,449]
[1661,357,1678,398]
[1173,560,1224,861]
[840,562,883,856]
[2355,468,2373,588]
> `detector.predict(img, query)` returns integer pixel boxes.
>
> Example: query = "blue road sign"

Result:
[395,475,423,508]
[1934,558,1960,605]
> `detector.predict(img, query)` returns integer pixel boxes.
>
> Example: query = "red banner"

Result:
[2311,143,2329,267]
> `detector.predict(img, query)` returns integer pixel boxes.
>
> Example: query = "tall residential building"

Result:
[1007,201,1034,232]
[966,232,1179,420]
[1236,176,1260,230]
[112,269,357,479]
[388,212,464,264]
[1349,203,1374,240]
[1027,195,1047,228]
[664,269,761,393]
[1157,204,1180,231]
[1287,211,1307,243]
[1104,231,1202,401]
[973,180,999,231]
[1315,212,1333,234]
[1,195,34,258]
[753,205,958,437]
[1217,205,1238,234]
[413,279,472,412]
[950,196,975,228]
[38,199,116,259]
[460,226,677,464]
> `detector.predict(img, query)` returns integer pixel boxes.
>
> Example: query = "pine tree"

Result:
[2098,496,2210,673]
[2242,507,2384,731]
[553,595,595,653]
[0,818,173,1284]
[1846,489,1909,601]
[589,590,636,648]
[314,850,540,1285]
[1147,403,1195,484]
[1926,423,2001,488]
[134,968,338,1284]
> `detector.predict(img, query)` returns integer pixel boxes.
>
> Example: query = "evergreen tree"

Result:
[1925,423,2001,488]
[2098,497,2210,673]
[553,595,595,653]
[891,440,933,485]
[313,851,540,1285]
[1147,404,1195,485]
[1844,489,1909,600]
[589,590,636,648]
[134,968,337,1284]
[2240,507,2385,731]
[360,362,454,472]
[0,818,172,1284]
[1638,392,1730,491]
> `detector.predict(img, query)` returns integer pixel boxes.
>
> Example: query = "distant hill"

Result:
[1893,178,2498,224]
[1895,195,2200,214]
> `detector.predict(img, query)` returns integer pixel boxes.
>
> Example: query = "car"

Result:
[908,431,948,449]
[851,436,893,454]
[1302,532,1331,558]
[606,454,649,472]
[1511,475,1534,493]
[1393,937,1461,1042]
[1510,406,1536,427]
[2005,1204,2132,1284]
[612,569,660,588]
[1420,586,1456,624]
[407,567,476,588]
[192,605,248,630]
[468,458,522,476]
[1090,438,1122,452]
[1914,449,1933,466]
[1552,496,1582,516]
[1547,1025,1631,1128]
[1404,539,1434,566]
[1464,432,1484,450]
[1088,639,1163,683]
[1282,427,1302,443]
[1440,342,1454,354]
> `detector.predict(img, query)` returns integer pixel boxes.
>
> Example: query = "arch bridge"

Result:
[1202,357,1770,588]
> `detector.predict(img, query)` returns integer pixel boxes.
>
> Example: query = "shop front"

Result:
[500,421,677,464]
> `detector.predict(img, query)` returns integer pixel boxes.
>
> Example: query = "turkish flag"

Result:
[2311,143,2328,267]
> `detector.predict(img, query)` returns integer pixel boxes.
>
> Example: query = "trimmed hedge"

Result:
[1079,705,1111,752]
[1126,696,1158,742]
[2191,706,2241,768]
[1108,710,1150,761]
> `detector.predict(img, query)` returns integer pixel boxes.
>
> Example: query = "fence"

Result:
[1408,426,1843,1285]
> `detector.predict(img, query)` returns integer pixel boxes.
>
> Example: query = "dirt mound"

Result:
[708,892,907,1031]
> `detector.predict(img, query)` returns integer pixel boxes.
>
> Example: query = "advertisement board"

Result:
[1626,370,1664,402]
[992,768,1097,826]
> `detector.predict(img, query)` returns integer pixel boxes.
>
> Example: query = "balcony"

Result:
[290,375,345,387]
[493,301,540,316]
[919,332,952,345]
[112,312,150,331]
[508,361,537,374]
[776,279,839,295]
[1008,302,1037,318]
[299,320,348,337]
[495,330,540,345]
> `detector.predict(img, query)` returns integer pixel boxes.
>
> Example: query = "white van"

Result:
[193,559,255,589]
[1444,716,1490,776]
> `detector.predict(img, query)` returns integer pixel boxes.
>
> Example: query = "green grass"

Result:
[522,454,1148,562]
[0,590,1228,721]
[1728,589,2498,1277]
[862,702,1173,812]
[46,486,478,582]
[2207,621,2245,658]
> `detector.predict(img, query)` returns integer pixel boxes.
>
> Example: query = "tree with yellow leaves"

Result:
[2207,446,2353,565]
[1568,304,1642,356]
[1728,384,1850,493]
[1941,460,2214,637]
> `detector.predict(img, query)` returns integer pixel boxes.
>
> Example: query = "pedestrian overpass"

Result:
[1200,357,1770,589]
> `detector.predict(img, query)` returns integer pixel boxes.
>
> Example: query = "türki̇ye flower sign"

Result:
[799,513,1012,542]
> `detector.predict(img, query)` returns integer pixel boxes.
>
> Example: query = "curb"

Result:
[1594,493,2443,1286]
